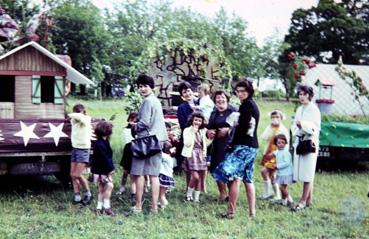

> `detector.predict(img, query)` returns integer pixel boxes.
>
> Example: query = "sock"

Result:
[119,186,126,193]
[83,190,92,197]
[287,195,293,202]
[103,199,111,209]
[74,193,81,201]
[273,184,281,199]
[194,191,200,202]
[263,180,271,196]
[186,187,194,198]
[96,201,103,210]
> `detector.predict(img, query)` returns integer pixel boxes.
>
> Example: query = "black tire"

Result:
[54,157,71,186]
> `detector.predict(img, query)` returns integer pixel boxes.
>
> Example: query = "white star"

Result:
[0,130,4,141]
[14,121,39,146]
[43,123,68,146]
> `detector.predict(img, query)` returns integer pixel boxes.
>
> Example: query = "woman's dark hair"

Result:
[136,74,155,89]
[178,82,192,96]
[234,79,254,99]
[297,85,314,101]
[187,111,206,129]
[274,133,288,145]
[73,104,85,114]
[213,90,230,102]
[95,121,113,139]
[127,112,138,122]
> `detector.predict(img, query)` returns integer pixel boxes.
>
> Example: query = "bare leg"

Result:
[98,184,104,204]
[202,170,207,193]
[299,182,312,206]
[134,175,145,210]
[103,182,114,200]
[261,167,269,181]
[130,174,136,194]
[70,162,80,193]
[72,163,90,192]
[159,186,168,206]
[189,171,200,189]
[217,181,228,201]
[186,171,191,190]
[227,179,240,217]
[306,182,314,205]
[280,184,288,199]
[244,182,256,217]
[150,175,160,212]
[121,170,129,187]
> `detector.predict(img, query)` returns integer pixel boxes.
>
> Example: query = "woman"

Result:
[207,90,235,202]
[131,74,168,213]
[213,80,260,219]
[291,85,321,212]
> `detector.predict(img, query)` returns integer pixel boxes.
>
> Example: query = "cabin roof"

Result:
[0,41,94,86]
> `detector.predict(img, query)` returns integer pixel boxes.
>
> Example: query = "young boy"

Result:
[68,104,93,205]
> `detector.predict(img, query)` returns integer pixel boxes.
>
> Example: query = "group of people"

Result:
[68,74,321,219]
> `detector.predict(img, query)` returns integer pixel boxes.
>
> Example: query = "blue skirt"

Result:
[212,145,258,183]
[159,174,175,188]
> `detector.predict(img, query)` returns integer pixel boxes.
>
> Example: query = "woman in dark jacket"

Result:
[213,80,260,219]
[207,90,235,202]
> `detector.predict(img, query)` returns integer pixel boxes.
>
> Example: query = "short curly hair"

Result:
[187,111,206,129]
[274,133,288,145]
[297,85,314,101]
[136,74,155,89]
[95,121,113,139]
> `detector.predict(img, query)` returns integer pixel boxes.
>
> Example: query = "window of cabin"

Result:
[40,76,55,103]
[0,75,15,102]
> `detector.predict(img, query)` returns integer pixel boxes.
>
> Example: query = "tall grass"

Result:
[0,98,368,239]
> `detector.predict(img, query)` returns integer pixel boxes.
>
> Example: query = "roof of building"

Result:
[0,41,94,86]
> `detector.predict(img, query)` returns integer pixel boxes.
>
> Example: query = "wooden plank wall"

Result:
[0,46,65,73]
[15,76,65,119]
[0,103,14,119]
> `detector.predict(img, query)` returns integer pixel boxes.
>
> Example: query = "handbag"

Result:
[131,129,161,159]
[296,138,316,155]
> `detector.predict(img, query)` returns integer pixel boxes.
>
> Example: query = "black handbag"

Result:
[296,139,316,155]
[131,130,161,159]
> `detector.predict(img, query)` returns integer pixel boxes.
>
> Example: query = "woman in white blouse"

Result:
[292,85,321,212]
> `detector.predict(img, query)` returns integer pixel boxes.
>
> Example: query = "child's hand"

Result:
[217,127,229,138]
[207,129,216,139]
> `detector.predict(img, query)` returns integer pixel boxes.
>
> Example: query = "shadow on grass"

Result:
[0,175,67,195]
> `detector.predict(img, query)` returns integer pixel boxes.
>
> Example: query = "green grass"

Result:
[0,98,368,239]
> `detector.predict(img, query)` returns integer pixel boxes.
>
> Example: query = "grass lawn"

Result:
[0,98,368,239]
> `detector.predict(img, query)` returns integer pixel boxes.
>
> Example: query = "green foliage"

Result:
[283,0,369,64]
[322,114,369,124]
[51,0,111,82]
[124,91,142,115]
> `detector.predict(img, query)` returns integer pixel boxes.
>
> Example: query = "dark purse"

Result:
[131,129,161,159]
[296,138,316,155]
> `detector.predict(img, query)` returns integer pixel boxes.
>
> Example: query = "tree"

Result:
[283,0,369,64]
[51,0,111,84]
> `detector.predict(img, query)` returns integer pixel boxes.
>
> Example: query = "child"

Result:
[182,112,212,202]
[68,104,93,205]
[159,142,175,208]
[259,110,289,200]
[192,84,215,121]
[118,112,138,205]
[273,134,294,206]
[91,121,115,215]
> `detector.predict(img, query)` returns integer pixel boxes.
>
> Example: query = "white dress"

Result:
[292,102,321,182]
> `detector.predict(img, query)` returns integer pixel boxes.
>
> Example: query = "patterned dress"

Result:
[182,131,207,171]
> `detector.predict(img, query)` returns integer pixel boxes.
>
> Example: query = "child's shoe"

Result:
[117,186,126,195]
[186,195,193,201]
[82,195,93,206]
[104,208,114,216]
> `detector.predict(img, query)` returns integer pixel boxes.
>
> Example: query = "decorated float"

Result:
[0,41,94,182]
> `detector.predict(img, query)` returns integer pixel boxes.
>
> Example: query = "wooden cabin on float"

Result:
[0,41,93,119]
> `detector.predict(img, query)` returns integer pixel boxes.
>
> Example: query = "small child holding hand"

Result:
[91,121,115,215]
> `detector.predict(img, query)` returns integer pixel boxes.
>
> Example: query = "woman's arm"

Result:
[136,100,152,133]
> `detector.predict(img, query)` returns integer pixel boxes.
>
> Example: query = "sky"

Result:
[30,0,318,46]
[91,0,318,45]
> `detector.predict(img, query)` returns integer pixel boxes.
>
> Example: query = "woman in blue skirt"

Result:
[213,80,259,219]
